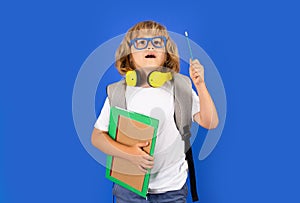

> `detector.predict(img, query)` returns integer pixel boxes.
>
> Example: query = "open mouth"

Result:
[145,54,156,58]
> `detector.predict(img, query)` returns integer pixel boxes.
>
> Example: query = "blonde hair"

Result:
[115,21,180,75]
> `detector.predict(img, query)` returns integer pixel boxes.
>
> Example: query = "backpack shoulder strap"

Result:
[173,73,192,139]
[173,73,199,202]
[107,80,127,109]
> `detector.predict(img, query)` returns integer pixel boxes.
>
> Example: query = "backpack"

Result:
[107,73,199,202]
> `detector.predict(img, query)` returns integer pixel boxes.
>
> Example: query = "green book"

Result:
[106,106,159,198]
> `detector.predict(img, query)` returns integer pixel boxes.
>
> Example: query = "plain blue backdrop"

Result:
[1,0,300,202]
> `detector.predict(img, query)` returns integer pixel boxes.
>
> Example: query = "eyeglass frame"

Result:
[129,36,167,50]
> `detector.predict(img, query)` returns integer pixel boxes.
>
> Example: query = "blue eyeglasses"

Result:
[130,36,167,50]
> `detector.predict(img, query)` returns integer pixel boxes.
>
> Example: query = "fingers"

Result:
[190,58,199,64]
[143,154,154,162]
[128,142,155,173]
[189,59,205,85]
[141,154,154,166]
[190,59,203,69]
[138,155,154,173]
[142,159,154,169]
[135,148,154,172]
[190,60,203,77]
[190,66,203,78]
[138,165,148,173]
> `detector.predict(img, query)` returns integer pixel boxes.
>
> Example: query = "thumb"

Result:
[137,142,149,148]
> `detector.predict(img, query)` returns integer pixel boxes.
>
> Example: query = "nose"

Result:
[147,40,154,49]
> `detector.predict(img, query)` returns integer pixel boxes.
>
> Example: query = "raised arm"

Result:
[189,59,219,129]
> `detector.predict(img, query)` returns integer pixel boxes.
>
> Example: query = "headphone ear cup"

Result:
[147,71,172,88]
[125,69,142,86]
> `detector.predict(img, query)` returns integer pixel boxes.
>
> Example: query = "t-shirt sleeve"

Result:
[192,89,200,121]
[94,97,110,132]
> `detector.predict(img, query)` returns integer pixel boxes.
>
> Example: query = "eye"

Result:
[153,39,162,46]
[136,39,146,45]
[152,37,165,47]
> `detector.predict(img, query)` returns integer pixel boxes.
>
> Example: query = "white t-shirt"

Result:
[94,81,200,193]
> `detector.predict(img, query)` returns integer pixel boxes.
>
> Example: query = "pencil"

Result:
[184,31,193,60]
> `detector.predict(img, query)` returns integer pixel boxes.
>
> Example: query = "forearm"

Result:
[91,128,131,160]
[91,128,154,172]
[196,82,219,129]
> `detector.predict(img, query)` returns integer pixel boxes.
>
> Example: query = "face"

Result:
[130,34,166,69]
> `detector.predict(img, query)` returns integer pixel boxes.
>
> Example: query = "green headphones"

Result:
[126,68,173,88]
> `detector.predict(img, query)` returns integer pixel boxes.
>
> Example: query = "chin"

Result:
[144,62,163,68]
[146,64,160,68]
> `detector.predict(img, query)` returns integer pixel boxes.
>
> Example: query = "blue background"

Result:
[1,0,299,202]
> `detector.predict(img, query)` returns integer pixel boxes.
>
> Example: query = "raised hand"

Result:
[189,58,205,87]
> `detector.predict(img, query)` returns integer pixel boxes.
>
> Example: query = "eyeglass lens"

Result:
[134,37,165,49]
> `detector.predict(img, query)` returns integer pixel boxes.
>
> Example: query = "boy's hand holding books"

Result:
[126,142,154,173]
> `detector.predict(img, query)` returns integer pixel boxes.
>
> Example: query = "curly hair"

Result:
[115,21,180,75]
